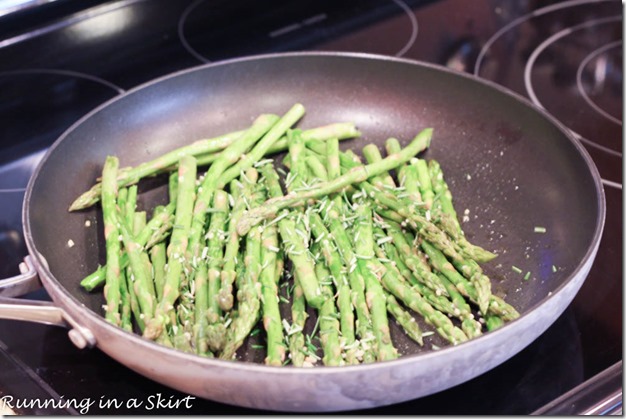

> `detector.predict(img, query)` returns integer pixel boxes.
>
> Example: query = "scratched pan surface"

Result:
[23,52,605,411]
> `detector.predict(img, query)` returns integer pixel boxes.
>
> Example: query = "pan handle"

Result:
[0,255,42,298]
[0,256,96,349]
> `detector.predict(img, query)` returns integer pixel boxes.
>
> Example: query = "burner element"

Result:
[0,69,122,165]
[471,0,622,185]
[577,40,622,126]
[0,69,120,276]
[178,0,418,62]
[522,16,622,158]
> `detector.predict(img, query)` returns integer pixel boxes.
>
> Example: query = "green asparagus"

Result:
[76,107,524,368]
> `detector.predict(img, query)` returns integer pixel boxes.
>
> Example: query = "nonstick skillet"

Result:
[0,52,605,412]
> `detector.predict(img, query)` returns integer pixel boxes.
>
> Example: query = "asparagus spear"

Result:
[220,169,264,360]
[259,214,286,366]
[125,185,138,227]
[69,129,248,211]
[402,163,423,204]
[218,180,246,312]
[114,187,132,332]
[485,315,505,331]
[192,191,228,356]
[101,156,122,326]
[168,171,178,207]
[305,154,329,183]
[286,130,325,309]
[125,260,145,333]
[384,137,402,155]
[171,305,194,352]
[118,220,157,326]
[131,211,156,330]
[353,203,398,362]
[321,137,358,364]
[118,269,133,332]
[385,293,423,346]
[287,281,308,367]
[132,210,146,235]
[192,262,211,356]
[150,241,167,301]
[144,155,197,340]
[117,186,129,225]
[414,158,434,209]
[312,250,343,367]
[259,163,324,310]
[362,144,395,188]
[129,210,157,335]
[437,214,498,263]
[428,159,457,227]
[204,190,229,353]
[452,257,493,316]
[114,188,133,332]
[139,204,175,247]
[325,138,341,180]
[384,137,410,188]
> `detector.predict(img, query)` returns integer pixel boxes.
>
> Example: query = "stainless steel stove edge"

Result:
[532,361,623,415]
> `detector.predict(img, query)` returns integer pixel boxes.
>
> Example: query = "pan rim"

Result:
[22,51,606,374]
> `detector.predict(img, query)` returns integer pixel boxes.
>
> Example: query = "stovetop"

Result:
[0,0,622,415]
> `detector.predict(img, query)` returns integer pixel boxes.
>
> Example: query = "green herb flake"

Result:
[511,266,522,274]
[534,226,547,233]
[524,271,531,280]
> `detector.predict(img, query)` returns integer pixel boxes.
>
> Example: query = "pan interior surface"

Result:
[25,53,603,363]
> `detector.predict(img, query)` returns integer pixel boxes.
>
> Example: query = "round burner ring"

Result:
[576,40,622,126]
[473,0,616,76]
[178,0,418,63]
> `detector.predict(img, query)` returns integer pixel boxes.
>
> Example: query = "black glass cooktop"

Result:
[0,0,622,415]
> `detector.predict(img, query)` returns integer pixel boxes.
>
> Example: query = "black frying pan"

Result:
[2,52,605,411]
